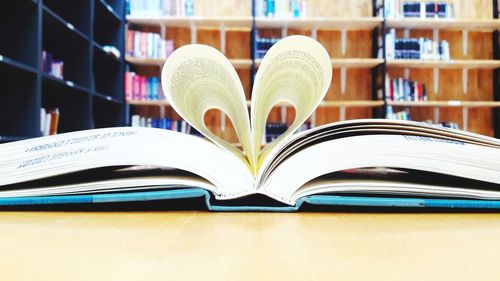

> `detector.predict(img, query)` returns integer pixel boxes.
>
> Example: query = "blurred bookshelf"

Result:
[0,0,126,143]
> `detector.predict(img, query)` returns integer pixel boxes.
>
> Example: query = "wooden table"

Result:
[1,211,500,280]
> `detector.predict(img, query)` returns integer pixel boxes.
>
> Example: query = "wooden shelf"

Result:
[386,18,500,31]
[254,58,383,68]
[386,59,500,69]
[126,56,252,69]
[331,58,384,68]
[128,100,170,106]
[255,17,383,30]
[129,100,384,108]
[320,100,384,107]
[126,16,253,30]
[387,100,500,108]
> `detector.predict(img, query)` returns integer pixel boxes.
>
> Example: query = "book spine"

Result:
[134,32,141,57]
[125,72,134,101]
[140,76,147,100]
[48,109,59,135]
[132,74,140,100]
[126,31,134,56]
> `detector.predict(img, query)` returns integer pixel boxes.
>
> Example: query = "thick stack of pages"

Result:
[1,36,499,210]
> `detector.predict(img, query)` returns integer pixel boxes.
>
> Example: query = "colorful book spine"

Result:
[41,50,64,79]
[127,30,174,59]
[127,0,196,16]
[125,72,164,101]
[40,108,60,136]
[258,0,306,18]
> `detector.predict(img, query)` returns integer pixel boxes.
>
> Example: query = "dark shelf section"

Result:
[43,8,91,89]
[96,0,122,22]
[43,0,91,36]
[93,46,123,99]
[93,96,124,128]
[0,1,39,68]
[42,6,90,42]
[94,1,123,49]
[41,73,92,96]
[42,80,92,133]
[0,62,39,138]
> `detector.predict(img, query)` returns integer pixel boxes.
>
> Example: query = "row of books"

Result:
[264,122,288,143]
[130,115,202,136]
[127,0,195,17]
[385,0,454,19]
[386,76,427,102]
[125,72,164,102]
[254,36,280,59]
[40,108,60,136]
[386,107,460,130]
[126,30,174,59]
[255,0,308,18]
[41,50,64,79]
[385,29,450,61]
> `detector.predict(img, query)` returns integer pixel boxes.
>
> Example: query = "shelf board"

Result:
[0,55,38,74]
[43,6,90,42]
[126,56,252,69]
[93,42,121,63]
[255,17,383,30]
[319,100,384,107]
[128,100,384,108]
[387,100,500,108]
[254,58,383,68]
[331,58,384,68]
[94,92,123,104]
[41,73,91,94]
[386,59,500,69]
[128,100,170,106]
[126,16,253,30]
[0,135,32,143]
[386,18,500,31]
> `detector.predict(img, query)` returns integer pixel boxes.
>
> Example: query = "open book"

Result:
[1,35,500,210]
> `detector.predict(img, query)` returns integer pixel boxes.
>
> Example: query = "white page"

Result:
[0,127,254,200]
[251,35,332,171]
[261,135,500,204]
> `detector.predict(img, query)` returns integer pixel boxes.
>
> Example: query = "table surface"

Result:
[1,211,500,280]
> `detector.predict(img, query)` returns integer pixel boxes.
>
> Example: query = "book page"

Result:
[256,119,500,185]
[0,128,254,199]
[250,35,332,171]
[261,134,500,204]
[161,44,254,169]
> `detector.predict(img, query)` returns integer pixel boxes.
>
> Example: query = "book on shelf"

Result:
[386,107,459,129]
[256,0,307,18]
[130,115,201,136]
[385,28,450,61]
[40,108,59,137]
[254,35,280,59]
[126,30,174,60]
[385,75,427,102]
[125,72,163,101]
[127,0,195,17]
[1,36,500,210]
[385,0,454,19]
[41,50,64,79]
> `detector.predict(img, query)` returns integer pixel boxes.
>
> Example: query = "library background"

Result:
[0,0,499,144]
